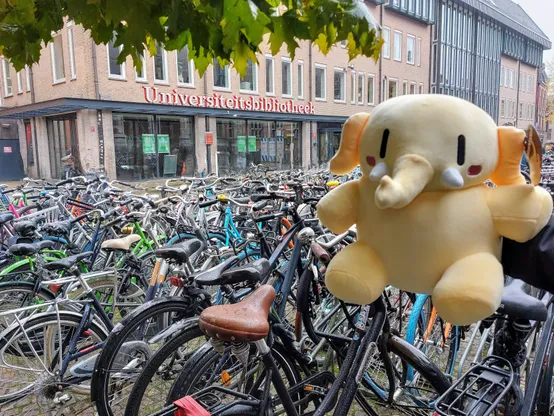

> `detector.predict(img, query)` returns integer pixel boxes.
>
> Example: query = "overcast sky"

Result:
[515,0,554,63]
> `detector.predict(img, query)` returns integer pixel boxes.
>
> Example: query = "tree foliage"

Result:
[0,0,382,75]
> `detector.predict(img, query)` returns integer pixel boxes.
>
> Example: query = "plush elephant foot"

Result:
[325,242,387,305]
[433,253,503,325]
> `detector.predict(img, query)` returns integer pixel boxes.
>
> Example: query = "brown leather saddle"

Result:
[199,285,276,342]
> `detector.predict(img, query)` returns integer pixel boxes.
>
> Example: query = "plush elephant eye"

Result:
[380,129,390,159]
[457,135,465,166]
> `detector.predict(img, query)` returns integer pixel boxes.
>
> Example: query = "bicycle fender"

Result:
[148,316,200,344]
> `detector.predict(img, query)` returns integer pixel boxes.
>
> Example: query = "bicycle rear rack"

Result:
[434,355,514,415]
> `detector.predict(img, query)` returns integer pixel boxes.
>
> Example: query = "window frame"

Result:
[153,44,169,84]
[394,30,403,62]
[213,60,231,91]
[389,78,399,99]
[25,65,31,92]
[403,80,408,95]
[16,71,22,94]
[265,55,275,96]
[315,63,327,101]
[136,53,147,82]
[238,59,258,94]
[357,72,364,104]
[2,59,12,97]
[107,41,126,80]
[176,47,195,87]
[382,27,391,59]
[406,34,416,65]
[50,33,66,84]
[333,67,346,103]
[367,74,375,105]
[297,60,304,99]
[350,71,356,104]
[281,57,293,98]
[382,76,388,101]
[67,22,77,79]
[510,69,514,89]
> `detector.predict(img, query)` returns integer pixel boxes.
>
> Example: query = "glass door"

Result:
[46,114,78,178]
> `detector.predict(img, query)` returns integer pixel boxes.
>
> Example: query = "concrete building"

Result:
[0,0,549,179]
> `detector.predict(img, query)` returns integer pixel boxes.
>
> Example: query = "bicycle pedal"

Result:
[303,384,327,396]
[53,392,72,404]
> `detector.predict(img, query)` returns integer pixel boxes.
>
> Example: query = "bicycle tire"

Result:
[536,330,554,416]
[92,296,205,416]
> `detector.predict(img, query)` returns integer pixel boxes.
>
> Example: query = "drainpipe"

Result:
[309,42,313,168]
[28,66,41,177]
[378,3,383,103]
[91,39,105,172]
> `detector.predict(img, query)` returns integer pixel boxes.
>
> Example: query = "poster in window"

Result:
[142,134,156,154]
[247,136,257,152]
[237,136,247,152]
[157,134,170,153]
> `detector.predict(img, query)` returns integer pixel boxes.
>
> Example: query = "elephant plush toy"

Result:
[317,94,553,325]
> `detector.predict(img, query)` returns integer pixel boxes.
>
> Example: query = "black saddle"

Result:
[43,251,93,272]
[197,258,270,286]
[195,256,241,285]
[9,240,56,257]
[13,219,39,237]
[0,212,14,225]
[155,239,204,263]
[498,277,547,321]
[41,221,72,236]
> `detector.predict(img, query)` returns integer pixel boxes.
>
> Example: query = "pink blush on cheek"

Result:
[366,156,376,167]
[468,165,482,176]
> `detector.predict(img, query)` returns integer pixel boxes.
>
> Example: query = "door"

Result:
[0,140,24,181]
[46,114,78,179]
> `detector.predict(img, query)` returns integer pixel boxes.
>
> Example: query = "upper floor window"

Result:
[415,0,421,15]
[409,0,414,13]
[500,66,504,87]
[16,71,22,93]
[504,67,509,87]
[177,46,194,86]
[282,58,292,97]
[509,69,515,89]
[367,75,375,105]
[297,61,304,99]
[240,59,258,93]
[25,65,31,92]
[334,68,346,102]
[154,44,168,83]
[50,34,65,83]
[401,0,407,9]
[108,40,125,79]
[357,73,364,104]
[136,53,147,82]
[351,71,356,104]
[382,28,391,59]
[266,56,274,95]
[213,59,230,90]
[500,99,505,117]
[394,31,402,62]
[416,37,421,66]
[315,64,326,100]
[2,59,12,96]
[407,35,415,64]
[67,22,76,79]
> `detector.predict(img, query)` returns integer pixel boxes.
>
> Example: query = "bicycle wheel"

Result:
[0,281,55,328]
[123,321,206,416]
[0,311,108,407]
[92,296,206,416]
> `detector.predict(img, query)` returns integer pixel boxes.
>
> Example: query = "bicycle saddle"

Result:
[199,284,276,342]
[0,212,14,225]
[498,277,547,321]
[101,234,141,251]
[9,240,56,256]
[41,220,72,236]
[196,258,269,286]
[194,256,240,285]
[13,219,39,236]
[43,251,93,271]
[155,239,204,263]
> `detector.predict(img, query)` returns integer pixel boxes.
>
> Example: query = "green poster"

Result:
[142,134,155,154]
[158,134,170,153]
[247,136,257,152]
[237,136,246,152]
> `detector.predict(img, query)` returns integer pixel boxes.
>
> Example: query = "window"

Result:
[50,34,65,83]
[406,35,415,64]
[315,64,326,100]
[528,75,532,93]
[409,0,414,12]
[136,53,147,81]
[403,80,408,95]
[394,31,402,62]
[357,73,364,104]
[500,99,505,117]
[415,0,421,15]
[519,102,523,119]
[401,0,407,9]
[522,73,526,92]
[240,59,257,92]
[382,77,388,101]
[340,40,348,48]
[177,46,194,86]
[2,59,12,96]
[410,82,416,94]
[389,79,398,98]
[382,28,391,59]
[350,71,356,104]
[67,23,76,79]
[419,83,424,94]
[334,68,346,102]
[25,65,31,92]
[107,40,125,78]
[367,75,375,105]
[501,66,504,87]
[297,61,304,98]
[213,59,230,89]
[416,37,422,66]
[265,56,274,95]
[282,58,292,97]
[510,69,514,88]
[16,71,22,93]
[154,44,168,83]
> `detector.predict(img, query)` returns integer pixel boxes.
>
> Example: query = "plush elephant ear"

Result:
[489,126,526,186]
[329,113,371,175]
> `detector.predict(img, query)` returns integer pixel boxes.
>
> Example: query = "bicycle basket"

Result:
[434,355,514,415]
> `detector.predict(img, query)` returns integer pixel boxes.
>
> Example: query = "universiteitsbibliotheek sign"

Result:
[142,86,316,115]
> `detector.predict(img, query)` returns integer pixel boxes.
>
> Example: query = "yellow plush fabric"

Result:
[317,95,553,325]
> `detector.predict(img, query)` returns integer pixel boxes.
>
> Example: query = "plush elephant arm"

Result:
[317,180,360,234]
[485,184,553,242]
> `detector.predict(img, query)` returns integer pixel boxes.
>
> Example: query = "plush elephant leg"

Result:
[433,253,503,325]
[325,242,387,305]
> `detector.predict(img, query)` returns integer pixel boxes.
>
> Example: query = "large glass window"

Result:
[157,116,195,176]
[240,59,258,92]
[297,61,304,98]
[108,40,125,78]
[394,31,402,61]
[417,38,422,66]
[51,34,65,82]
[68,23,76,79]
[266,56,274,94]
[357,73,364,104]
[2,59,12,96]
[282,58,292,96]
[351,72,356,104]
[315,65,326,100]
[213,60,230,89]
[389,79,398,98]
[154,44,167,82]
[334,68,346,102]
[177,46,193,86]
[382,28,391,59]
[367,76,375,105]
[136,53,147,81]
[407,35,415,64]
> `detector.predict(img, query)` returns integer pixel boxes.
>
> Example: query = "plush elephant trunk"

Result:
[374,154,434,209]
